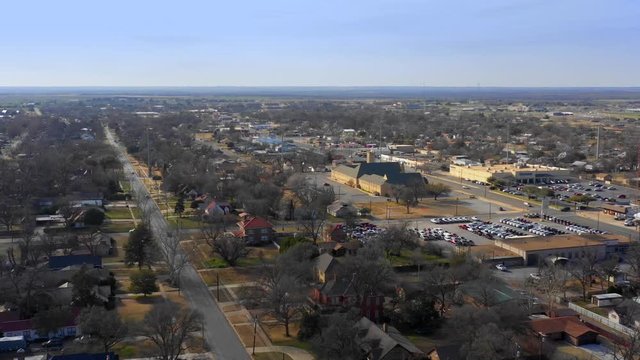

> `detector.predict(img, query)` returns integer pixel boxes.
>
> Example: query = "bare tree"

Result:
[141,301,202,360]
[162,228,189,287]
[208,233,249,267]
[342,244,395,306]
[255,262,307,337]
[77,229,104,256]
[627,243,640,284]
[78,306,128,352]
[200,220,225,254]
[596,255,620,290]
[568,254,599,300]
[374,222,419,257]
[535,264,566,313]
[423,265,456,316]
[298,206,327,244]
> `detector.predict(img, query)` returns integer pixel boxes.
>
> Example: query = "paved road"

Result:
[105,127,250,360]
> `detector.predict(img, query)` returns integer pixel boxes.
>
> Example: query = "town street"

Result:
[105,127,250,360]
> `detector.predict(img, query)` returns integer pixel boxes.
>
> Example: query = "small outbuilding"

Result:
[592,293,624,307]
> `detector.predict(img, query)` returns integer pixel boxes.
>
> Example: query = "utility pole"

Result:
[506,121,511,164]
[595,125,601,159]
[147,127,152,177]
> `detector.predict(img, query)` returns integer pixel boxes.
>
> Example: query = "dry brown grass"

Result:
[199,267,261,285]
[117,295,163,321]
[235,323,269,348]
[356,198,477,219]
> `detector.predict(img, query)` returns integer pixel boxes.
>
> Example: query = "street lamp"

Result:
[455,197,459,216]
[252,315,259,354]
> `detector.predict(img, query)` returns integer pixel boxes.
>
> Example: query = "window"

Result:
[261,235,269,241]
[261,228,269,234]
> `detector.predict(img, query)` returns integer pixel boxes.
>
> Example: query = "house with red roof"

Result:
[235,214,274,245]
[530,316,599,346]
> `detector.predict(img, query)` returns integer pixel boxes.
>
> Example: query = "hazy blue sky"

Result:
[2,0,639,86]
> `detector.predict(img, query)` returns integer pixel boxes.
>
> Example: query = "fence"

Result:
[568,302,635,336]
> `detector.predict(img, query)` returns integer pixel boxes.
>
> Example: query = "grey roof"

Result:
[334,162,425,188]
[327,201,358,216]
[355,317,424,360]
[314,253,337,274]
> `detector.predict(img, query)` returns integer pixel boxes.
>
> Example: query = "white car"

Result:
[495,264,508,271]
[529,273,541,281]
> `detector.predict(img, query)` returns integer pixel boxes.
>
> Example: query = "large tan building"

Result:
[494,234,630,266]
[449,163,571,184]
[331,154,426,196]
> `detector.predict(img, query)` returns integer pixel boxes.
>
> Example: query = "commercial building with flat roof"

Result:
[449,163,571,184]
[494,234,631,266]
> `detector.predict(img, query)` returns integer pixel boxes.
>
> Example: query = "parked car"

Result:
[529,273,541,281]
[42,338,63,349]
[495,264,508,271]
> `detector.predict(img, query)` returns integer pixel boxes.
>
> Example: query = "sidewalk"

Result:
[251,346,315,360]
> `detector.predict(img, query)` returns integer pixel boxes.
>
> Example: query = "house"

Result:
[204,200,233,217]
[608,300,640,329]
[530,316,599,346]
[0,309,81,340]
[51,352,119,360]
[317,241,339,255]
[312,277,384,321]
[69,193,104,207]
[326,201,357,218]
[594,173,613,183]
[592,293,624,307]
[314,253,339,283]
[427,344,462,360]
[355,317,426,360]
[323,224,347,243]
[235,215,274,245]
[49,255,103,270]
[601,203,630,217]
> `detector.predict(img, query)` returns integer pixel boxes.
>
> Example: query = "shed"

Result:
[592,293,624,307]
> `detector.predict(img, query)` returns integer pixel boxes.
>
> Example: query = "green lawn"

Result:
[272,338,314,352]
[119,180,132,193]
[105,207,140,220]
[253,353,293,360]
[168,216,203,229]
[102,222,135,233]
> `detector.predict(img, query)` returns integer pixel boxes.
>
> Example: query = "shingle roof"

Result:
[51,352,119,360]
[531,316,598,338]
[355,317,424,360]
[314,253,336,274]
[48,255,102,270]
[240,216,273,230]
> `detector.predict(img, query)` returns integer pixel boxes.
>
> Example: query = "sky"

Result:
[2,0,639,87]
